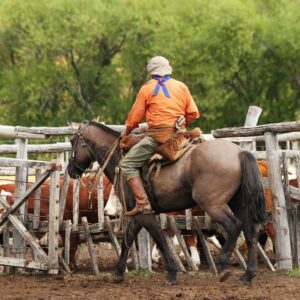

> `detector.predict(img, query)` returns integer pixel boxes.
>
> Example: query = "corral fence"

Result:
[0,123,143,274]
[213,119,300,270]
[0,111,299,275]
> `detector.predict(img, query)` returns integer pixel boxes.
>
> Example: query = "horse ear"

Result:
[68,121,80,130]
[92,116,100,122]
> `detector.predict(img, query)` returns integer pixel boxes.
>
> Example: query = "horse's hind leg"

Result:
[113,217,142,283]
[240,223,259,284]
[135,214,179,285]
[204,206,242,281]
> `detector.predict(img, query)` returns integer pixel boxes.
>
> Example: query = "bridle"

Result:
[69,121,121,208]
[69,121,98,176]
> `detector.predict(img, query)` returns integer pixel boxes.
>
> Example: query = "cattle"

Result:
[0,175,112,269]
[104,186,122,217]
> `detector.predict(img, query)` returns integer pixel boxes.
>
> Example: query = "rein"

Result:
[87,136,121,208]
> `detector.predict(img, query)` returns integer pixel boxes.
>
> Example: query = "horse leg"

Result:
[135,214,179,285]
[240,224,259,284]
[112,217,142,283]
[204,206,242,281]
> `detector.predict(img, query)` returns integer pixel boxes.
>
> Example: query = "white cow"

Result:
[0,190,12,215]
[104,186,122,217]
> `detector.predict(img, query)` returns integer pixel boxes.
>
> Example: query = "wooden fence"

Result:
[213,121,300,270]
[0,115,299,275]
[0,157,61,274]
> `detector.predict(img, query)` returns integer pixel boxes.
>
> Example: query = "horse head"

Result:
[67,121,97,179]
[67,120,121,180]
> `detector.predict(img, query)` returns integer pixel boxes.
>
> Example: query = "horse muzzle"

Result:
[67,161,84,179]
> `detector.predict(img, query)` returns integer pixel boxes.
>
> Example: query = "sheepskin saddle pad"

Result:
[121,127,203,163]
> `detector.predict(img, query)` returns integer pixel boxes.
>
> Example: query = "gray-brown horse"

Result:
[67,121,266,284]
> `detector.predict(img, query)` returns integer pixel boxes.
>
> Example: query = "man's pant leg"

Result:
[121,136,160,177]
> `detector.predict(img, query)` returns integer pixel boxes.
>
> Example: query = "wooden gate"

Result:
[0,157,60,274]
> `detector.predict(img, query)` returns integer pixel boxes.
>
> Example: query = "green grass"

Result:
[127,269,156,277]
[286,269,300,278]
[0,270,31,276]
[187,271,213,279]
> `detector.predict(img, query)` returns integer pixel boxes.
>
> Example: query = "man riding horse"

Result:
[121,56,200,216]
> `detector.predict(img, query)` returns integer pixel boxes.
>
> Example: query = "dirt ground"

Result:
[1,243,300,300]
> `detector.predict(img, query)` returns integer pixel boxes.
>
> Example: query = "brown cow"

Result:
[0,175,112,269]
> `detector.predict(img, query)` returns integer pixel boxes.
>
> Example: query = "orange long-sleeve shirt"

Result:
[125,78,200,130]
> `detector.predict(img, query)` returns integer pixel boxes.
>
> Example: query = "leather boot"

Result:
[124,176,153,216]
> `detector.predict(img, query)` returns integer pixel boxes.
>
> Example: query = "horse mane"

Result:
[89,120,120,137]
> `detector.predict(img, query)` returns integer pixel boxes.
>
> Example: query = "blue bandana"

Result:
[153,75,171,98]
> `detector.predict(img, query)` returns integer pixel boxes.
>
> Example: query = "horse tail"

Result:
[239,151,267,225]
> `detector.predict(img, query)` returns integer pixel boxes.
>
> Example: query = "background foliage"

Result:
[0,0,299,132]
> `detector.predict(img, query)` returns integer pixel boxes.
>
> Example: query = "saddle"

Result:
[121,127,203,166]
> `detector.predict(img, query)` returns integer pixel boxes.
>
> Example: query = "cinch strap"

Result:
[153,75,171,98]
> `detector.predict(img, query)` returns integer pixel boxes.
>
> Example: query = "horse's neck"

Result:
[101,151,120,184]
[91,127,121,184]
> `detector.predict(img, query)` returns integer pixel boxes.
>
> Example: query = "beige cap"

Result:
[146,56,172,76]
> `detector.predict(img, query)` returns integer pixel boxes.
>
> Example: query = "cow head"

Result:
[0,190,13,224]
[104,186,123,217]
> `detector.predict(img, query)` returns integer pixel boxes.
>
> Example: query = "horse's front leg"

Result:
[113,217,142,283]
[135,214,179,285]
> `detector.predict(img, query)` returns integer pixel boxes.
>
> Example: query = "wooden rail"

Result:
[213,121,300,138]
[0,116,299,274]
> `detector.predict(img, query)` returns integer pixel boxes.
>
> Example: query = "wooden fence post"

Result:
[59,169,70,226]
[296,205,300,268]
[48,169,60,274]
[168,216,197,271]
[130,241,140,270]
[282,153,298,268]
[194,217,218,275]
[105,216,121,258]
[295,155,300,188]
[240,106,262,150]
[265,132,292,270]
[97,175,104,231]
[72,178,79,231]
[33,169,42,230]
[82,217,99,275]
[185,209,192,230]
[64,220,72,266]
[138,228,152,270]
[160,213,168,230]
[162,230,186,273]
[13,138,28,270]
[3,222,10,273]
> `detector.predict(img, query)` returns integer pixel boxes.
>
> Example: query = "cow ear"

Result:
[68,121,80,130]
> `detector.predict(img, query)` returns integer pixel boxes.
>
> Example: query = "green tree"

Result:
[0,0,299,132]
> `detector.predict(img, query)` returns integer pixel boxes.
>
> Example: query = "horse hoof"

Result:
[113,275,124,283]
[240,273,255,284]
[218,271,231,282]
[166,271,178,286]
[166,279,178,286]
[69,263,78,272]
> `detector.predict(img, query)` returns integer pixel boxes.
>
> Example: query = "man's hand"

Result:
[121,126,133,139]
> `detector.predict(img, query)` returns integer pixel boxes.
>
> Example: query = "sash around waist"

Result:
[146,125,177,144]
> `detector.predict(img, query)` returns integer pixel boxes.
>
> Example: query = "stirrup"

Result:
[124,205,154,216]
[140,207,154,215]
